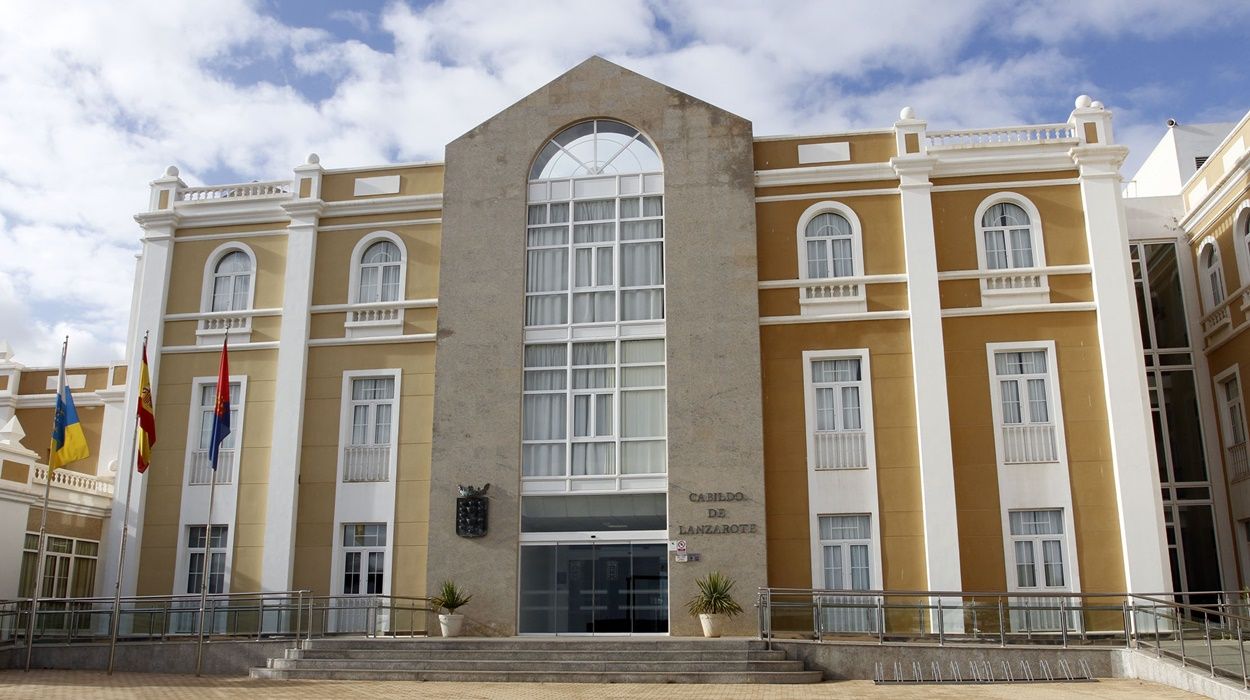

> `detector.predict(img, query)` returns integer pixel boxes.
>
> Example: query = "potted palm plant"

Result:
[431,580,472,637]
[686,571,744,638]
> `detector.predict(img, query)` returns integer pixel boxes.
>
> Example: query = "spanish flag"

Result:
[49,366,90,470]
[136,337,157,474]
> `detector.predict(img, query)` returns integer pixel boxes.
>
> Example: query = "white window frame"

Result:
[183,376,247,487]
[796,201,867,314]
[337,522,389,597]
[1232,201,1250,291]
[1006,509,1069,592]
[182,524,229,595]
[986,342,1066,465]
[346,231,407,338]
[973,193,1050,307]
[197,242,257,343]
[1198,236,1227,313]
[817,514,876,590]
[802,349,876,471]
[20,532,99,599]
[337,370,401,483]
[1215,366,1249,482]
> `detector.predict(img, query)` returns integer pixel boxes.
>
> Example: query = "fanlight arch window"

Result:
[530,119,662,179]
[979,201,1036,270]
[357,240,402,303]
[1201,239,1226,311]
[208,249,253,312]
[803,212,855,279]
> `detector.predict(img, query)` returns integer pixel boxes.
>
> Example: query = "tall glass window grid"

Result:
[342,523,386,596]
[349,377,395,447]
[19,533,98,598]
[185,525,228,594]
[994,351,1051,425]
[818,515,871,591]
[1131,241,1223,601]
[525,186,665,327]
[522,338,667,480]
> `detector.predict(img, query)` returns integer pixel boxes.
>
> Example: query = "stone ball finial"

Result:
[307,153,320,165]
[899,106,916,120]
[165,165,179,177]
[1090,100,1104,110]
[1075,95,1093,109]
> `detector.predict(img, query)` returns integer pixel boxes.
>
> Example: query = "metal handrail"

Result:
[757,587,1250,688]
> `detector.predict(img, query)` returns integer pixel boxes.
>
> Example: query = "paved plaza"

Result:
[0,672,1201,698]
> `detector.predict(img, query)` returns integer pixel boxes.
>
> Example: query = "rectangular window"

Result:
[19,533,99,599]
[1008,510,1066,590]
[819,515,872,591]
[342,523,386,595]
[806,354,871,470]
[992,349,1059,463]
[185,525,228,594]
[189,382,241,485]
[342,375,397,483]
[1220,374,1248,481]
[522,339,666,481]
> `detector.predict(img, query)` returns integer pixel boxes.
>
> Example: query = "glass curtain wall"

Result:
[1132,241,1224,602]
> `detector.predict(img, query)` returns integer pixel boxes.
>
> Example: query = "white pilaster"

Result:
[1073,144,1171,594]
[99,166,182,598]
[260,156,322,591]
[892,136,965,600]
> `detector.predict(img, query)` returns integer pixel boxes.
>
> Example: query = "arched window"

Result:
[209,250,253,312]
[804,212,855,279]
[357,240,402,303]
[980,202,1035,270]
[1201,240,1226,311]
[521,118,667,491]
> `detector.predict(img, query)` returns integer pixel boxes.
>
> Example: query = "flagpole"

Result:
[195,329,226,677]
[107,331,147,675]
[25,336,67,672]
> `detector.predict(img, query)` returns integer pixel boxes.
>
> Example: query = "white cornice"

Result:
[307,333,436,347]
[1181,147,1250,236]
[930,149,1079,178]
[758,274,908,289]
[940,301,1096,317]
[754,162,897,188]
[759,310,910,325]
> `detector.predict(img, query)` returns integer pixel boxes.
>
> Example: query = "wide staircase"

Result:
[250,637,823,683]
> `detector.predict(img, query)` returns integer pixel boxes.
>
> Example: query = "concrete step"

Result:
[268,658,808,673]
[298,637,768,652]
[288,648,788,661]
[249,668,825,684]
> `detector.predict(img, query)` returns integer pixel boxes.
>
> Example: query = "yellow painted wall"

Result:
[310,222,442,308]
[943,311,1126,593]
[14,404,106,475]
[754,132,897,170]
[932,184,1089,273]
[164,235,289,315]
[26,508,103,541]
[291,343,436,597]
[756,195,906,282]
[759,319,927,590]
[320,165,445,202]
[134,349,278,595]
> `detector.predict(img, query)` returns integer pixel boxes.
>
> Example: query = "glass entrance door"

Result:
[519,542,667,634]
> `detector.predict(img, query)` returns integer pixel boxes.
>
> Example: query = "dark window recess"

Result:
[1195,156,1209,169]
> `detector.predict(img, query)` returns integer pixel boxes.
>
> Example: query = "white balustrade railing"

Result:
[188,449,235,485]
[802,282,863,302]
[349,307,401,323]
[178,180,292,202]
[32,466,114,496]
[983,273,1044,291]
[343,444,390,482]
[812,431,868,470]
[1229,442,1249,482]
[1001,423,1059,464]
[199,315,250,332]
[926,123,1077,150]
[1202,305,1232,335]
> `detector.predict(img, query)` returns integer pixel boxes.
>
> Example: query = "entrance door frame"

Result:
[518,530,669,636]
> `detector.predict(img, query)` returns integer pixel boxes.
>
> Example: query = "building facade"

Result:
[81,57,1229,637]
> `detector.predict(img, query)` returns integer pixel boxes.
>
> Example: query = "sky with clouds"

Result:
[1,0,1247,366]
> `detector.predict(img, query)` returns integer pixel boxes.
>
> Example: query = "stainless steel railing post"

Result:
[1239,623,1247,689]
[1179,608,1187,666]
[998,597,1006,647]
[1060,597,1068,648]
[293,591,302,651]
[1207,617,1216,677]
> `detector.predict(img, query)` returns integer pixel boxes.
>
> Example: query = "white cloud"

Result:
[0,0,1240,365]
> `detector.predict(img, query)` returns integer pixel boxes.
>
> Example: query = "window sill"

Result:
[196,324,252,346]
[979,287,1051,308]
[799,291,867,316]
[345,319,404,339]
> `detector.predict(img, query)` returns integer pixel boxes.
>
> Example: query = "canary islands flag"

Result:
[49,375,90,470]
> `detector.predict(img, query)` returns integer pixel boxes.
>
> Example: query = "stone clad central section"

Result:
[430,57,766,636]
